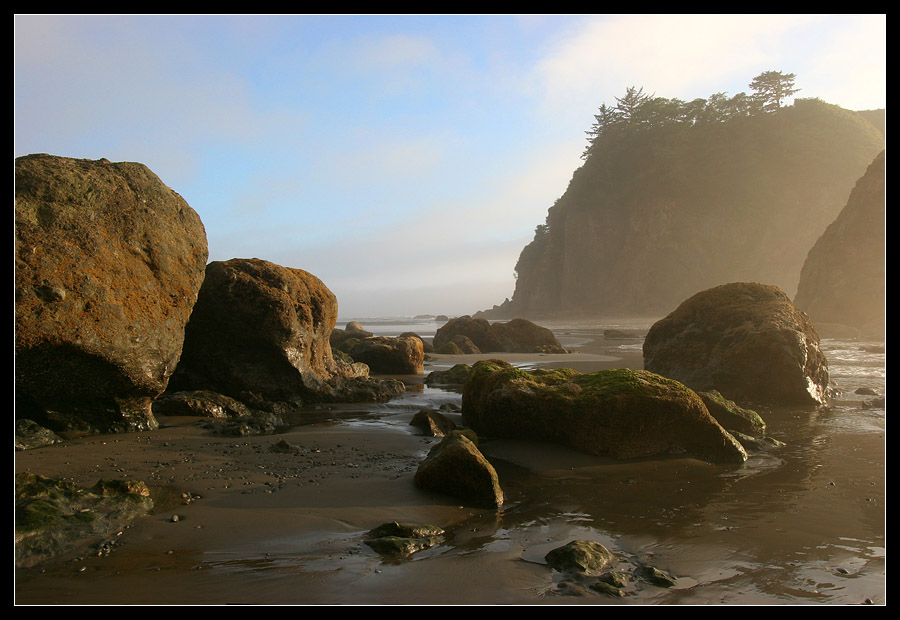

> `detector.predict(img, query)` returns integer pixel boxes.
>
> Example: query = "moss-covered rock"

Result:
[545,540,616,576]
[424,363,473,386]
[698,390,767,437]
[15,473,154,568]
[462,360,746,464]
[409,409,457,437]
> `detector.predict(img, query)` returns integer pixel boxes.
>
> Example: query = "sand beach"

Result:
[14,321,885,605]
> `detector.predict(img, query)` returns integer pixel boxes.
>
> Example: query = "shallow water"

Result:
[15,323,885,605]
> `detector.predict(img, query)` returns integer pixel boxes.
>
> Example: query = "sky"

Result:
[14,14,887,319]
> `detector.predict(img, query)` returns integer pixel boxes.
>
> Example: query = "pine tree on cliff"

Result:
[749,70,800,112]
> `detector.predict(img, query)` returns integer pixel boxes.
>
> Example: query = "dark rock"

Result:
[698,390,767,437]
[589,580,626,597]
[169,258,404,404]
[152,390,252,419]
[635,564,677,588]
[730,431,785,452]
[643,282,830,406]
[348,335,425,374]
[597,570,630,588]
[364,535,444,556]
[399,332,433,353]
[794,151,885,338]
[433,316,566,354]
[413,431,503,509]
[435,315,449,322]
[604,329,643,339]
[436,334,481,354]
[424,363,473,386]
[269,439,303,454]
[409,409,457,437]
[463,360,747,464]
[15,154,208,433]
[854,387,880,396]
[15,472,153,568]
[15,419,63,450]
[200,410,286,437]
[366,522,445,539]
[545,540,615,576]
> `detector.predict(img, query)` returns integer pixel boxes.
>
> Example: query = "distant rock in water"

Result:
[794,150,885,337]
[643,282,829,406]
[433,316,566,354]
[347,335,425,374]
[168,258,404,405]
[15,154,208,433]
[462,360,747,464]
[488,99,884,319]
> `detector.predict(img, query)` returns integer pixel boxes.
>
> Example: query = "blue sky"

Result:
[14,14,886,318]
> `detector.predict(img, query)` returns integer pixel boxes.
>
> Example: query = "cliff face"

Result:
[793,151,885,336]
[497,100,884,319]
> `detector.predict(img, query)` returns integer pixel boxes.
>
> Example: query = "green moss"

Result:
[16,498,65,532]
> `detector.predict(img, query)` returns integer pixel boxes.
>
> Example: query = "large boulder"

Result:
[347,335,425,374]
[15,154,208,433]
[643,282,830,406]
[168,258,404,405]
[433,316,566,354]
[794,151,885,337]
[462,360,746,464]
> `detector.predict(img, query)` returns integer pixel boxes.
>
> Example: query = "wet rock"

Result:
[15,154,208,433]
[363,521,445,557]
[597,570,630,588]
[366,522,445,539]
[15,472,154,568]
[698,390,767,437]
[643,282,830,406]
[168,258,404,404]
[15,419,63,450]
[152,390,252,419]
[348,335,425,374]
[413,431,503,509]
[635,564,677,588]
[409,409,457,437]
[269,439,304,454]
[731,431,786,452]
[463,360,747,464]
[424,363,473,386]
[589,580,626,597]
[545,540,615,577]
[434,316,566,354]
[201,410,286,437]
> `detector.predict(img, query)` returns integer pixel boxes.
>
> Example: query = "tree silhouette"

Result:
[749,71,800,112]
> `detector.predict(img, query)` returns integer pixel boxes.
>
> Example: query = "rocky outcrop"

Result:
[794,151,885,337]
[414,431,504,509]
[347,335,425,374]
[15,154,208,433]
[168,258,404,406]
[433,316,566,354]
[462,360,746,464]
[643,282,829,406]
[424,364,474,386]
[492,99,884,319]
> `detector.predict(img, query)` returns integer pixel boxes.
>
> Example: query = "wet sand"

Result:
[14,323,885,605]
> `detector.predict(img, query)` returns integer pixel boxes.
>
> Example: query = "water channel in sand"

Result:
[14,319,885,605]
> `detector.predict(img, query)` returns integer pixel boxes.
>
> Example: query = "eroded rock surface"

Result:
[15,154,208,433]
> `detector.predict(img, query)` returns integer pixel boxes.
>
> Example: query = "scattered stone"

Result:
[545,540,616,577]
[589,580,625,597]
[363,522,445,557]
[269,439,303,454]
[635,564,677,588]
[409,410,457,437]
[15,419,63,450]
[413,431,503,509]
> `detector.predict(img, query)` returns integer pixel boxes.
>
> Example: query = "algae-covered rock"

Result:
[15,472,154,568]
[462,360,746,464]
[363,522,446,557]
[545,540,616,576]
[424,363,473,386]
[15,419,63,450]
[413,431,503,509]
[698,390,767,437]
[635,564,677,588]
